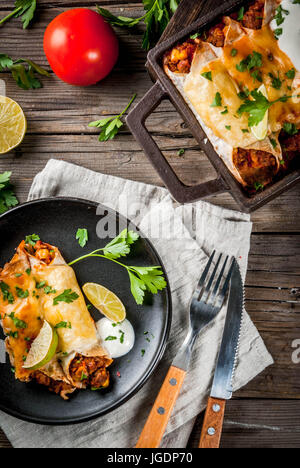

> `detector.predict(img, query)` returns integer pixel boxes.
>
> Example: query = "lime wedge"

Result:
[251,84,268,141]
[83,283,126,323]
[0,95,26,154]
[23,320,58,370]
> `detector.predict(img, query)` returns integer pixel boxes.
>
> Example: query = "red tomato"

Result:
[43,8,119,86]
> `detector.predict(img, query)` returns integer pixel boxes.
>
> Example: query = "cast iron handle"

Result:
[126,81,228,204]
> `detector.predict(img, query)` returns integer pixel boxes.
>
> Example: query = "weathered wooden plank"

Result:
[188,400,300,448]
[0,430,11,448]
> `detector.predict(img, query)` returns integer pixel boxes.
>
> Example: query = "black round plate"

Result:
[0,198,172,425]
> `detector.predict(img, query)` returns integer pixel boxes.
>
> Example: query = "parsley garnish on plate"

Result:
[97,0,180,50]
[237,6,245,21]
[53,289,79,306]
[0,55,49,90]
[76,228,89,248]
[0,172,18,215]
[0,0,37,29]
[251,70,263,83]
[274,28,283,40]
[105,336,117,341]
[69,229,167,305]
[254,182,264,191]
[210,92,222,107]
[88,94,136,141]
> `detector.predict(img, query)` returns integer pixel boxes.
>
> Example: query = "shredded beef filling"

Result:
[69,354,110,389]
[233,148,278,188]
[34,371,74,398]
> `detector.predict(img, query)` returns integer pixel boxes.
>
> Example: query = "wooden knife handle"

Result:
[136,365,186,448]
[199,397,226,448]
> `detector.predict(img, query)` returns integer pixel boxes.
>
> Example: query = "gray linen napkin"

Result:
[0,159,273,448]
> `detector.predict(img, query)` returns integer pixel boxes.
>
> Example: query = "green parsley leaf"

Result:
[105,336,117,341]
[53,289,79,306]
[81,372,88,381]
[237,6,245,21]
[274,4,289,26]
[0,0,37,29]
[236,51,262,72]
[141,349,146,357]
[25,234,40,246]
[251,70,263,83]
[89,94,136,141]
[254,182,264,191]
[9,331,18,339]
[190,32,200,39]
[269,72,282,89]
[119,330,125,344]
[97,0,180,50]
[274,28,283,39]
[54,321,72,329]
[15,286,29,298]
[242,128,250,133]
[76,228,89,248]
[8,312,27,329]
[177,148,185,156]
[44,285,56,295]
[231,48,238,57]
[201,71,212,81]
[68,228,166,305]
[270,138,277,149]
[237,90,294,127]
[0,281,14,303]
[210,92,222,107]
[0,56,49,90]
[220,106,228,115]
[225,125,231,130]
[103,228,139,259]
[15,273,22,278]
[283,122,298,135]
[286,69,296,80]
[35,281,46,289]
[0,171,18,215]
[25,269,31,276]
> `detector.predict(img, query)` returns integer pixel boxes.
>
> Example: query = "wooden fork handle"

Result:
[199,397,226,448]
[136,365,186,448]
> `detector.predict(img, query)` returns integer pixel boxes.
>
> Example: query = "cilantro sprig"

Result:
[0,54,49,90]
[76,228,89,248]
[97,0,180,50]
[0,172,18,215]
[69,229,167,305]
[88,94,136,141]
[237,89,294,127]
[0,0,37,29]
[53,290,79,306]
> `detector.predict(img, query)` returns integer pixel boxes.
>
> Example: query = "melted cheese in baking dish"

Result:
[183,17,300,153]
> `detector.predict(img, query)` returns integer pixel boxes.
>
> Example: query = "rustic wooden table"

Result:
[0,0,299,449]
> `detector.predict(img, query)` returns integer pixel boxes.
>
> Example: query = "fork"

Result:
[136,251,234,448]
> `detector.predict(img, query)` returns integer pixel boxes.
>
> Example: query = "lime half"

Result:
[251,84,268,141]
[23,320,58,370]
[0,95,26,154]
[83,283,126,323]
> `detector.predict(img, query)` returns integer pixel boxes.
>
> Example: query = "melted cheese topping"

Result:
[222,22,300,133]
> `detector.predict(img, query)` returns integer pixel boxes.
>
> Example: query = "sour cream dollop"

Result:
[96,318,135,358]
[270,0,300,71]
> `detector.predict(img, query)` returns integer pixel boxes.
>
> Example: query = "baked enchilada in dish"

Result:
[163,0,300,194]
[0,238,112,399]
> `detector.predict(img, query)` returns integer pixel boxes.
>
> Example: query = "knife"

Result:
[199,259,244,449]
